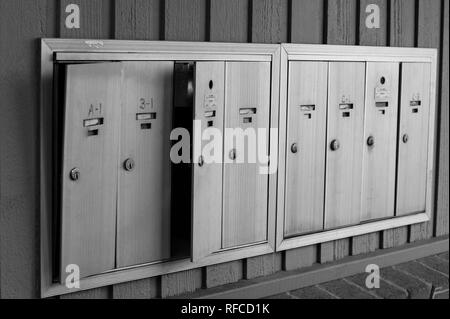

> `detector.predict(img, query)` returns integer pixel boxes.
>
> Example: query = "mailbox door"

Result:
[222,62,271,248]
[361,62,399,221]
[60,63,121,280]
[192,62,225,261]
[285,61,328,237]
[116,62,173,267]
[325,62,366,229]
[396,63,431,216]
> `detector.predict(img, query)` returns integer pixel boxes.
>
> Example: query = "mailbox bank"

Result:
[40,40,437,297]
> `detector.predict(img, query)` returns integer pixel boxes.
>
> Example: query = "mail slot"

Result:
[361,62,399,222]
[60,63,121,280]
[324,62,366,229]
[222,62,271,248]
[116,62,173,267]
[396,63,431,216]
[285,61,327,236]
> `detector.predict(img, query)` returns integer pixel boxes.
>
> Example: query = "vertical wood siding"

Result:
[436,0,449,237]
[0,0,447,298]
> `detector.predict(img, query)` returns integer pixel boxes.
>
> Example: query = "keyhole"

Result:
[209,80,214,90]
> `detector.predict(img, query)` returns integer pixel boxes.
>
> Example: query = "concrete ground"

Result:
[267,252,449,299]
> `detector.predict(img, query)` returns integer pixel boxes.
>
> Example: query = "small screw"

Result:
[330,139,340,151]
[229,149,237,161]
[402,134,409,144]
[198,156,204,167]
[291,143,298,154]
[367,136,375,147]
[124,158,135,172]
[69,168,80,181]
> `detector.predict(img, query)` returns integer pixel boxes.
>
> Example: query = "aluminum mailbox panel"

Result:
[396,63,431,216]
[116,62,173,267]
[60,63,121,280]
[192,61,225,260]
[361,62,399,222]
[325,62,366,229]
[222,62,271,248]
[285,61,328,236]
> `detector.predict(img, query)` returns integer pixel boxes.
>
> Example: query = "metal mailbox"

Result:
[222,62,271,248]
[396,63,431,216]
[285,61,328,236]
[60,63,121,280]
[324,62,366,229]
[361,62,399,222]
[116,62,173,267]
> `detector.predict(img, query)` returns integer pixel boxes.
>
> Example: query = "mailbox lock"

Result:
[402,134,409,144]
[330,139,340,151]
[69,168,80,181]
[229,149,237,161]
[291,143,298,154]
[198,156,205,167]
[124,158,135,172]
[367,136,375,147]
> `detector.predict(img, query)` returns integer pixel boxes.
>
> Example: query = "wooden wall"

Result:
[0,0,447,298]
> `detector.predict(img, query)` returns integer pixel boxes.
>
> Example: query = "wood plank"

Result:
[390,0,416,47]
[352,233,380,255]
[251,0,289,43]
[333,238,351,260]
[290,0,324,44]
[0,0,56,299]
[319,242,335,264]
[164,0,207,41]
[381,0,418,249]
[59,0,113,38]
[209,0,249,42]
[321,0,357,262]
[284,246,318,271]
[116,62,173,267]
[114,0,161,40]
[244,0,285,276]
[327,0,357,45]
[410,0,442,242]
[161,269,202,298]
[355,0,388,255]
[436,0,449,237]
[222,62,271,248]
[359,0,388,46]
[284,0,323,272]
[245,253,283,279]
[381,227,408,249]
[285,61,327,236]
[112,278,159,299]
[205,261,244,288]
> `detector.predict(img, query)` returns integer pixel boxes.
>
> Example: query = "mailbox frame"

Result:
[41,39,280,298]
[277,44,438,252]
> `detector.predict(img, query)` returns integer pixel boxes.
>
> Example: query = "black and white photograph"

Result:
[0,0,448,309]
